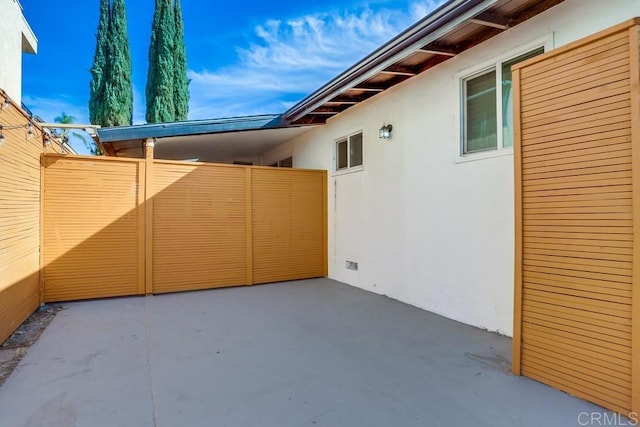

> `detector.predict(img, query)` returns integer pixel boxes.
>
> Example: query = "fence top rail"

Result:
[153,158,327,173]
[41,154,328,173]
[42,153,144,164]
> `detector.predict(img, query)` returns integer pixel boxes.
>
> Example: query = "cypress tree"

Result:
[146,0,176,123]
[102,0,133,126]
[173,0,189,121]
[88,0,110,125]
[145,0,160,121]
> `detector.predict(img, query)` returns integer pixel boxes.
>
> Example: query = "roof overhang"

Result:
[18,2,37,54]
[284,0,564,124]
[153,126,315,162]
[97,115,317,160]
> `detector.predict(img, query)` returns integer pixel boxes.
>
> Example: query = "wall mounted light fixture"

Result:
[379,123,393,139]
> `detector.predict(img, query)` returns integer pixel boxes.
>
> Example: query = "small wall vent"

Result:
[346,260,358,271]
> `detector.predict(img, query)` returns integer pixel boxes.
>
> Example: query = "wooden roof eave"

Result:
[284,0,498,123]
[285,0,567,125]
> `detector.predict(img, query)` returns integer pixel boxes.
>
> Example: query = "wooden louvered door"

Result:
[512,20,640,415]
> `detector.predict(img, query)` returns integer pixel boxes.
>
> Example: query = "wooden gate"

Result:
[42,155,327,301]
[513,19,640,414]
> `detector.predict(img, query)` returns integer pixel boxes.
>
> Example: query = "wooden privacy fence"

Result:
[513,19,640,415]
[0,97,42,343]
[42,153,327,302]
[0,89,76,344]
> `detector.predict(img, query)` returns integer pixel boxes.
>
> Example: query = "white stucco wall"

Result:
[0,0,37,103]
[266,0,640,336]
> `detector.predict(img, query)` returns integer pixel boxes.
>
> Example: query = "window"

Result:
[336,132,363,171]
[278,157,293,168]
[462,47,544,155]
[268,157,293,168]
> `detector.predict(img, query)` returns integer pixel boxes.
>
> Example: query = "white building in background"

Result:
[0,0,37,103]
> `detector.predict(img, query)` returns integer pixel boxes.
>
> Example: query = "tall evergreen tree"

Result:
[145,0,160,120]
[146,0,176,123]
[173,0,189,121]
[88,0,110,125]
[102,0,133,126]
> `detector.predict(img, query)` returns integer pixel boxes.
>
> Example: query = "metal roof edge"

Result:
[97,114,290,143]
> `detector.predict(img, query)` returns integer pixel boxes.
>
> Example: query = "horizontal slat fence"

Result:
[252,168,327,284]
[42,156,144,301]
[152,162,248,293]
[0,97,42,343]
[41,154,327,300]
[513,19,640,415]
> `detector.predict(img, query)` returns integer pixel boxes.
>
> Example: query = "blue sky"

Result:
[21,0,443,151]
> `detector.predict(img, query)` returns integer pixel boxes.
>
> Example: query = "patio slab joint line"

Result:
[144,296,159,427]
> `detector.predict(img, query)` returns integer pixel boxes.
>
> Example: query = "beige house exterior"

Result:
[0,0,37,103]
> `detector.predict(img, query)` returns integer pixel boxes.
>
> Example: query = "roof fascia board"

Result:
[97,115,294,143]
[285,0,499,122]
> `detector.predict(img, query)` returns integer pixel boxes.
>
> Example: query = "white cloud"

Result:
[410,0,444,22]
[25,85,146,126]
[188,1,445,119]
[21,94,90,124]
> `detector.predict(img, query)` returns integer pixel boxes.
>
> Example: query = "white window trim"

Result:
[332,130,364,176]
[455,35,553,164]
[333,165,364,177]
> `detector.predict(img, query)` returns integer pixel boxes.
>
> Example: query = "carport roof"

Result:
[96,114,317,159]
[97,114,285,143]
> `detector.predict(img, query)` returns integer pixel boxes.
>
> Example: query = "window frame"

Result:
[268,157,293,168]
[334,131,364,174]
[456,37,551,163]
[462,67,499,155]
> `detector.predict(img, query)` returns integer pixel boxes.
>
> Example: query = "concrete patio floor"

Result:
[0,278,605,427]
